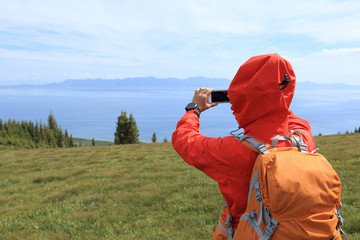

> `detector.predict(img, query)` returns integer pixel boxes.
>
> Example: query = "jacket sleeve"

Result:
[171,110,236,183]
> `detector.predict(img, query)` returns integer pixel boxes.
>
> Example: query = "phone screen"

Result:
[210,90,229,103]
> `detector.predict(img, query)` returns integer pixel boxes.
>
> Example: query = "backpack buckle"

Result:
[250,210,258,219]
[225,216,232,228]
[298,142,308,152]
[258,143,270,154]
[264,219,278,236]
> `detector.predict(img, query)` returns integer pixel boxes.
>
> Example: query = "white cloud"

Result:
[315,48,360,56]
[2,0,359,40]
[0,0,360,84]
[290,48,360,85]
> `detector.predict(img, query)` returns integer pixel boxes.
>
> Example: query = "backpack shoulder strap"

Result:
[235,132,308,154]
[290,130,308,152]
[235,135,270,154]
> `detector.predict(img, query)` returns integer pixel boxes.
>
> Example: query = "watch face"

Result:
[188,103,196,108]
[186,102,197,110]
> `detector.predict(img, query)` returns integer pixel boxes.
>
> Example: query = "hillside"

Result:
[0,133,359,239]
[73,138,113,147]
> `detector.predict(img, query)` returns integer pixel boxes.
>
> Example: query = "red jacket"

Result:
[172,54,315,227]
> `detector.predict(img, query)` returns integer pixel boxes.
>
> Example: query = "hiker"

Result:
[172,53,316,239]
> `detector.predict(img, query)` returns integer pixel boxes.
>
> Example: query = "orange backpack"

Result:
[233,131,348,240]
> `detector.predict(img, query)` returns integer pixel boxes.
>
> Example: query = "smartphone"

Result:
[207,90,229,103]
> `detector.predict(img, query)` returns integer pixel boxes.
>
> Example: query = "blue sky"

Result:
[0,0,360,85]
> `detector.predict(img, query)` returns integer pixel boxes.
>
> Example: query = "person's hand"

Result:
[192,88,218,112]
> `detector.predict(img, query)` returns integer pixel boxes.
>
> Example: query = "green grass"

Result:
[314,133,360,239]
[73,138,113,147]
[0,143,221,239]
[0,133,359,239]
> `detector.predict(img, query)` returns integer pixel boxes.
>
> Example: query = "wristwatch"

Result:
[185,102,199,111]
[185,102,201,118]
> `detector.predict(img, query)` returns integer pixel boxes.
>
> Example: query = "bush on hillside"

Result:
[152,132,157,143]
[0,112,74,149]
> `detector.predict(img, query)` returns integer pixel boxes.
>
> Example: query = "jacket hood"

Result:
[228,53,296,142]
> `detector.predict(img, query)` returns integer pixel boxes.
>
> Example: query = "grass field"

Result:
[73,138,113,147]
[0,133,359,239]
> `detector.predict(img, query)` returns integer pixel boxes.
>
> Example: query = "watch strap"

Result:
[193,108,200,118]
[185,103,201,118]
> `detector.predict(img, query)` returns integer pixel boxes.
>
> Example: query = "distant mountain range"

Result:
[2,77,230,90]
[1,77,360,91]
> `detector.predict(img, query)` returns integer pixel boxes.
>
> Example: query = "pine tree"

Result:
[114,111,140,145]
[114,111,129,144]
[57,127,63,147]
[69,134,74,147]
[152,132,157,143]
[34,121,40,146]
[45,128,57,148]
[39,120,44,142]
[92,138,96,146]
[48,111,58,131]
[114,135,120,144]
[128,113,139,144]
[64,129,69,147]
[27,121,35,140]
[164,137,168,143]
[4,119,13,136]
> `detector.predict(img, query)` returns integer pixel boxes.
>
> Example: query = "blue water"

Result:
[1,87,359,142]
